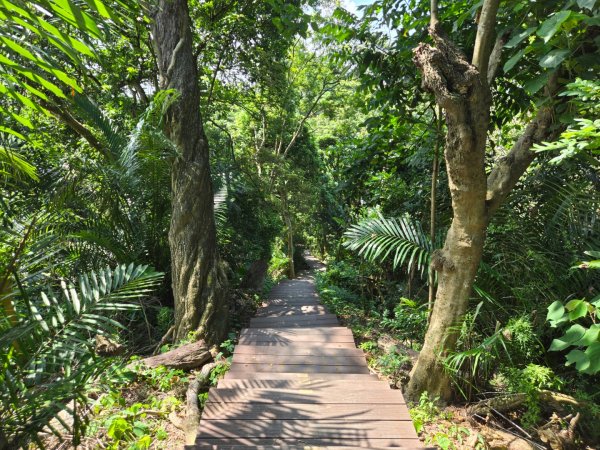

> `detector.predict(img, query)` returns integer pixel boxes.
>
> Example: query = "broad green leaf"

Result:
[505,27,536,48]
[577,0,596,10]
[574,325,600,346]
[583,342,600,373]
[539,49,570,68]
[565,349,590,371]
[549,323,586,351]
[547,300,567,326]
[536,11,571,43]
[503,50,525,73]
[524,72,549,94]
[566,299,589,320]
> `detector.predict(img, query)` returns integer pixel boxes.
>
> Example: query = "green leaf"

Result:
[566,299,589,320]
[537,11,571,43]
[503,50,525,73]
[577,0,596,10]
[583,342,600,373]
[539,49,570,68]
[547,300,567,327]
[505,27,536,48]
[574,325,600,346]
[565,349,590,371]
[549,324,586,351]
[524,72,549,94]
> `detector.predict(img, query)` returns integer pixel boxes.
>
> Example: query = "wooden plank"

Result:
[197,420,419,439]
[249,317,339,327]
[232,354,367,366]
[235,340,358,348]
[251,314,338,322]
[226,363,369,374]
[240,327,352,336]
[207,388,406,404]
[233,344,364,356]
[216,379,390,390]
[193,445,429,450]
[202,403,410,420]
[256,305,329,317]
[223,372,379,381]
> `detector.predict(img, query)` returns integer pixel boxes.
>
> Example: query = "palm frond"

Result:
[0,263,163,448]
[343,214,437,277]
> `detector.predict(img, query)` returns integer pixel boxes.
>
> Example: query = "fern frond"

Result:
[343,214,436,277]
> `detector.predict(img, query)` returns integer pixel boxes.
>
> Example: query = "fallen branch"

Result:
[184,362,217,445]
[140,340,211,370]
[467,390,586,417]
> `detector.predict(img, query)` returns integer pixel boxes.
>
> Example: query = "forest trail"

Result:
[193,255,428,449]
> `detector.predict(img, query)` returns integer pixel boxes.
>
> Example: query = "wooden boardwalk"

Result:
[194,256,427,449]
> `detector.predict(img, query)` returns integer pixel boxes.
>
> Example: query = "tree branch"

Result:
[41,102,109,159]
[486,106,556,216]
[472,0,500,82]
[487,32,509,84]
[430,0,439,27]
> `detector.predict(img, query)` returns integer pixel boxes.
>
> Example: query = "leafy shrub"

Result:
[502,315,543,364]
[381,297,428,346]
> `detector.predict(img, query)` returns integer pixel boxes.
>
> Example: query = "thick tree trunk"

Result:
[152,0,228,344]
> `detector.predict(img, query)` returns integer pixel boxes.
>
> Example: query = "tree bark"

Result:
[152,0,228,344]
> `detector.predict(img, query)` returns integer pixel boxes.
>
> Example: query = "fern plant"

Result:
[343,214,440,279]
[0,263,163,449]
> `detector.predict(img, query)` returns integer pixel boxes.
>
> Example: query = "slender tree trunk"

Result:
[152,0,228,344]
[281,194,295,279]
[427,108,441,319]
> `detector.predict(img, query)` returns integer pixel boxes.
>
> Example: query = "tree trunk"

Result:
[405,1,558,402]
[427,107,441,319]
[152,0,228,344]
[405,19,492,402]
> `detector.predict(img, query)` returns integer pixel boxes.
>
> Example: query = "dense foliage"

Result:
[1,0,599,448]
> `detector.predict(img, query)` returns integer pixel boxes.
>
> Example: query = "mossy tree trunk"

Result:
[152,0,228,344]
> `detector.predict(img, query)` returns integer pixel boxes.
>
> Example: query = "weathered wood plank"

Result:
[226,363,370,374]
[194,437,424,447]
[192,445,430,450]
[235,340,358,348]
[202,403,410,420]
[223,372,379,381]
[207,388,406,404]
[233,344,364,356]
[232,354,367,366]
[198,419,418,440]
[216,379,390,390]
[249,316,339,327]
[240,327,351,336]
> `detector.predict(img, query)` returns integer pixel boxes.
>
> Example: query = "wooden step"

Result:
[216,379,390,390]
[232,354,367,366]
[226,364,370,374]
[193,437,424,448]
[236,341,358,348]
[240,327,352,336]
[192,446,430,450]
[233,344,364,357]
[249,316,339,328]
[256,305,330,317]
[206,388,406,404]
[223,372,379,381]
[202,402,410,420]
